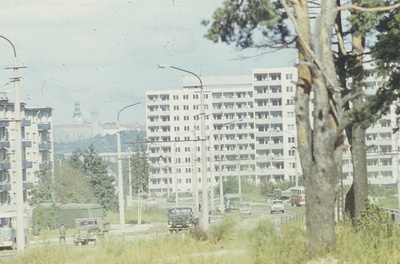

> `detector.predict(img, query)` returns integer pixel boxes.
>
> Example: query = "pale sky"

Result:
[0,0,296,125]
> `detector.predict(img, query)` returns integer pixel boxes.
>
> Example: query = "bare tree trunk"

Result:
[289,0,342,254]
[351,126,368,224]
[344,0,368,226]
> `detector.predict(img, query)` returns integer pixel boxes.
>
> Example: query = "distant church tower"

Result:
[73,101,83,123]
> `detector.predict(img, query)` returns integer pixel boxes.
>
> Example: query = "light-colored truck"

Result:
[73,217,110,245]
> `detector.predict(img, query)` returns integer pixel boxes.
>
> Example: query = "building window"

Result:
[270,86,282,93]
[269,73,281,80]
[184,116,189,121]
[287,124,295,131]
[174,116,179,121]
[287,99,294,105]
[254,74,267,81]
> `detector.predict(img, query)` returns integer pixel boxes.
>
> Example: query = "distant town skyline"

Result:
[0,0,296,126]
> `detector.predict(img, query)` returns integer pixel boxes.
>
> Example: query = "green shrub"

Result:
[208,215,237,243]
[190,226,208,241]
[246,219,307,264]
[357,199,389,235]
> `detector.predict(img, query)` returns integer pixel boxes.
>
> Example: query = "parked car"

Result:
[144,198,158,208]
[239,202,251,215]
[166,195,176,203]
[270,199,285,214]
[215,204,222,212]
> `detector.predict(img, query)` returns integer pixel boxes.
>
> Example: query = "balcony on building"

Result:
[38,123,51,131]
[0,183,11,191]
[0,141,10,149]
[22,161,33,169]
[21,119,31,127]
[39,142,52,150]
[0,162,11,170]
[23,182,33,190]
[0,121,9,127]
[22,140,32,148]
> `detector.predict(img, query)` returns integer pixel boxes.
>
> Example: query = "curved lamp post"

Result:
[208,119,242,213]
[117,102,141,234]
[158,64,209,230]
[0,35,25,253]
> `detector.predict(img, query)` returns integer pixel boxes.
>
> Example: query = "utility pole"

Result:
[1,35,26,253]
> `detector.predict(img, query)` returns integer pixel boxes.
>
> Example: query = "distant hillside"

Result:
[54,130,146,155]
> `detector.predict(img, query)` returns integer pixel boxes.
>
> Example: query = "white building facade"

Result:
[146,65,400,196]
[146,67,301,196]
[0,99,54,209]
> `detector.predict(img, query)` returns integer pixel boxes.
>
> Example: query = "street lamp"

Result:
[117,102,141,234]
[158,64,209,230]
[193,113,215,214]
[0,35,26,253]
[209,119,242,213]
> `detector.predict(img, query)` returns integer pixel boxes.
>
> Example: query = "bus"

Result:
[290,186,306,206]
[0,212,29,249]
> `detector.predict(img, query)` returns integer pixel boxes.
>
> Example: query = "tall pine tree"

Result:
[83,144,118,212]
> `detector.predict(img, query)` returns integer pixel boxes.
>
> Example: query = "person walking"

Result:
[59,224,66,244]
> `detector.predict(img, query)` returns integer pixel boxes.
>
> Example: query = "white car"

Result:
[239,203,251,215]
[144,198,158,208]
[270,200,285,214]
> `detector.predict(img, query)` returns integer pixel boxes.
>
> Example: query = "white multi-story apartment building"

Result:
[0,98,53,209]
[342,63,400,186]
[146,65,400,197]
[146,67,301,196]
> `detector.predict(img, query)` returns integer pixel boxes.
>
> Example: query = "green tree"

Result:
[53,159,95,204]
[83,144,118,212]
[130,137,150,198]
[69,149,84,170]
[28,170,53,206]
[203,0,400,254]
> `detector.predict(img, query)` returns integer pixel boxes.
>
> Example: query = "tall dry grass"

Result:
[7,214,400,264]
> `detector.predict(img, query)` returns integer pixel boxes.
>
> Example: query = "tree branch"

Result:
[338,2,400,12]
[340,91,364,107]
